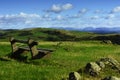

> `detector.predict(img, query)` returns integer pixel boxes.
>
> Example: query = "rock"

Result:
[96,61,105,69]
[110,76,120,80]
[100,58,110,65]
[69,72,81,80]
[85,62,101,76]
[102,40,112,44]
[108,58,120,72]
[100,58,120,72]
[102,76,120,80]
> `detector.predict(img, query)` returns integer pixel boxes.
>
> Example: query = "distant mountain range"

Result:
[81,27,120,34]
[1,27,120,34]
[52,27,120,34]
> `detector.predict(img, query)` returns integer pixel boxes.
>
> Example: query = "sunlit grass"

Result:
[0,41,120,80]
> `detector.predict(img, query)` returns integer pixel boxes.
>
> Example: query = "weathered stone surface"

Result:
[102,40,112,44]
[69,72,81,80]
[85,62,101,76]
[100,58,120,72]
[96,61,105,69]
[102,76,120,80]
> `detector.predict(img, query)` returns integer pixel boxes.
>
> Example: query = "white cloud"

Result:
[112,6,120,13]
[91,16,99,19]
[42,14,50,18]
[66,14,82,19]
[0,10,120,29]
[42,14,52,20]
[105,14,115,19]
[62,3,73,10]
[56,15,64,20]
[25,20,32,24]
[79,8,88,14]
[0,12,41,24]
[0,12,43,29]
[94,10,102,13]
[46,3,73,13]
[51,4,62,13]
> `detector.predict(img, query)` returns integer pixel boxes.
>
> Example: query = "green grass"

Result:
[0,41,120,80]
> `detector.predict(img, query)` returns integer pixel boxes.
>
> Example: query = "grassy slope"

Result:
[0,28,120,80]
[1,28,120,42]
[0,41,120,80]
[0,28,98,41]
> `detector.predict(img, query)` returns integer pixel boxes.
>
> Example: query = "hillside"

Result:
[1,28,120,43]
[0,28,120,80]
[0,28,97,41]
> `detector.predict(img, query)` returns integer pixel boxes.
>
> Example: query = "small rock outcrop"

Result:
[83,57,120,77]
[102,40,112,44]
[66,57,120,80]
[96,61,105,69]
[100,58,120,72]
[85,62,101,76]
[69,72,81,80]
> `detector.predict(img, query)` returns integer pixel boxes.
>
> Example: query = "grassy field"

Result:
[0,41,120,80]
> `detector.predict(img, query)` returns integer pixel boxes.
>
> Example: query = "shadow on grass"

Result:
[0,52,52,66]
[0,53,13,61]
[0,52,29,63]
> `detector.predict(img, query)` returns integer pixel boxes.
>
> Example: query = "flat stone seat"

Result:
[37,48,54,52]
[19,47,53,54]
[19,47,30,51]
[37,48,54,55]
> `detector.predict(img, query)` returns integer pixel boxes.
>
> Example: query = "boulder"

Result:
[69,72,81,80]
[102,76,120,80]
[100,58,120,72]
[96,61,105,69]
[85,62,101,76]
[102,40,112,44]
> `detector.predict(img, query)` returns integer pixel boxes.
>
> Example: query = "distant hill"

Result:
[0,27,120,43]
[0,28,97,41]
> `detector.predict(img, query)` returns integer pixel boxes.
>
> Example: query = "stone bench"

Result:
[9,37,53,60]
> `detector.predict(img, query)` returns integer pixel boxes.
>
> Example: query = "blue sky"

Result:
[0,0,120,29]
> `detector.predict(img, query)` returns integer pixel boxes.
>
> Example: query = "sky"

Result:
[0,0,120,29]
